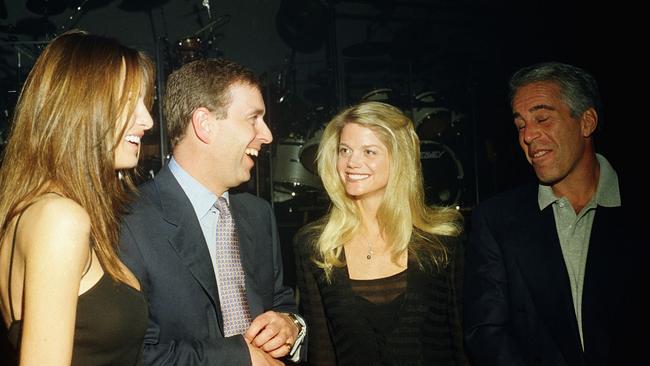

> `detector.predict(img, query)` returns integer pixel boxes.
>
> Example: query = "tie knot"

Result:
[215,197,229,213]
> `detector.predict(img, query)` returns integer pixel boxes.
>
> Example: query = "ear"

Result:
[580,108,598,138]
[190,107,213,144]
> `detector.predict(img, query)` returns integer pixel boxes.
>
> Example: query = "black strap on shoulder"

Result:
[8,209,27,322]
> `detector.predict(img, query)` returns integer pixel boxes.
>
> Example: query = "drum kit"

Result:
[174,14,230,67]
[360,87,466,207]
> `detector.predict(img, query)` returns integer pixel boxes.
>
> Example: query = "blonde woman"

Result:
[0,30,154,365]
[294,101,468,365]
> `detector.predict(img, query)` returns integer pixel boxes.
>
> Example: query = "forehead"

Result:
[225,82,264,113]
[339,123,385,145]
[513,81,563,111]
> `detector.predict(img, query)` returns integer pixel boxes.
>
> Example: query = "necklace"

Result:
[367,240,373,260]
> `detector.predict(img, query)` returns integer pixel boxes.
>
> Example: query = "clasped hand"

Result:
[245,311,299,359]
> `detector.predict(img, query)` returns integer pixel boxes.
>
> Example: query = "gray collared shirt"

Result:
[538,154,620,348]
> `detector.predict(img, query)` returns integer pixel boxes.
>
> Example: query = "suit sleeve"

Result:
[293,231,336,366]
[119,220,252,366]
[264,201,308,362]
[463,206,526,366]
[444,238,470,366]
[266,202,298,313]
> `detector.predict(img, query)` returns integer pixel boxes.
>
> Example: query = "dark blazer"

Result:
[463,182,645,366]
[119,165,299,366]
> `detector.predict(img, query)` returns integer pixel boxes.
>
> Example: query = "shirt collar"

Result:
[168,157,229,218]
[537,153,620,211]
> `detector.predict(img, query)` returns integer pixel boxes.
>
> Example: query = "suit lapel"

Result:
[154,166,222,327]
[511,194,584,365]
[581,205,622,361]
[229,195,264,317]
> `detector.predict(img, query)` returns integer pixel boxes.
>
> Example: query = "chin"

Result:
[345,188,364,198]
[114,158,139,170]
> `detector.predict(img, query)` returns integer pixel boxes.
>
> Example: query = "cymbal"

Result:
[117,0,169,12]
[26,0,67,16]
[342,41,392,58]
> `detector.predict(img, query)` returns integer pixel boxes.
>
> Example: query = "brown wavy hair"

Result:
[0,30,154,283]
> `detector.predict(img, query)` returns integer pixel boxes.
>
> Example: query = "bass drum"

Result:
[361,88,393,103]
[273,138,321,199]
[419,140,464,206]
[413,91,451,140]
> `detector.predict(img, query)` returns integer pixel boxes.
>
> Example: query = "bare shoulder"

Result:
[19,194,91,255]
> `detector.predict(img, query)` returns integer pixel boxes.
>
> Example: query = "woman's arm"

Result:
[19,197,91,366]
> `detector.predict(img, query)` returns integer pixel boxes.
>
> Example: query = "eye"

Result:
[364,149,377,156]
[338,146,350,156]
[535,115,550,123]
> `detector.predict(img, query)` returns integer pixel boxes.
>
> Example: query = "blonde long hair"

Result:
[305,102,462,281]
[0,30,154,283]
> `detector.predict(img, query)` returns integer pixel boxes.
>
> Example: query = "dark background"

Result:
[0,0,643,363]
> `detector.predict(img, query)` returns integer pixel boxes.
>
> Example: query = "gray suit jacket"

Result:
[119,165,299,365]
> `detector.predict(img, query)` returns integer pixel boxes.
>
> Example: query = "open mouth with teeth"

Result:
[245,147,259,157]
[125,134,141,146]
[346,173,370,181]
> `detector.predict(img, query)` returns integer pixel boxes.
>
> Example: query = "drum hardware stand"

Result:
[154,36,169,167]
[263,71,276,205]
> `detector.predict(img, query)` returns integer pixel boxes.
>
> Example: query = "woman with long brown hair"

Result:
[0,30,154,365]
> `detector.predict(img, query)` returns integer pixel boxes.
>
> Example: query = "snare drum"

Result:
[273,138,321,194]
[419,140,464,206]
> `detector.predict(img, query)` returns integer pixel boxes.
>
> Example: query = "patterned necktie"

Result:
[214,197,252,336]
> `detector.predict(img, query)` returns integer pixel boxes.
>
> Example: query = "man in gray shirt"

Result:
[463,62,644,366]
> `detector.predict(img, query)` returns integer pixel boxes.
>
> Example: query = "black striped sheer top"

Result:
[294,233,468,366]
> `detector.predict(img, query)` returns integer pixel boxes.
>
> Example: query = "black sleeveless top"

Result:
[4,206,148,366]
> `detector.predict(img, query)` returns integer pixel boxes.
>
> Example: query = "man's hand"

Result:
[247,342,285,366]
[245,311,299,358]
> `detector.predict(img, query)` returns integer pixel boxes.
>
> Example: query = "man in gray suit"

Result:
[119,59,306,365]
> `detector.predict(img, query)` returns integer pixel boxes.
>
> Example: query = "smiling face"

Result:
[114,92,154,170]
[210,82,272,192]
[336,123,390,203]
[512,81,594,187]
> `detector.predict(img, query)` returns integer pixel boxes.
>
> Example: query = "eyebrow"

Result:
[247,108,265,117]
[512,104,556,119]
[338,142,382,149]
